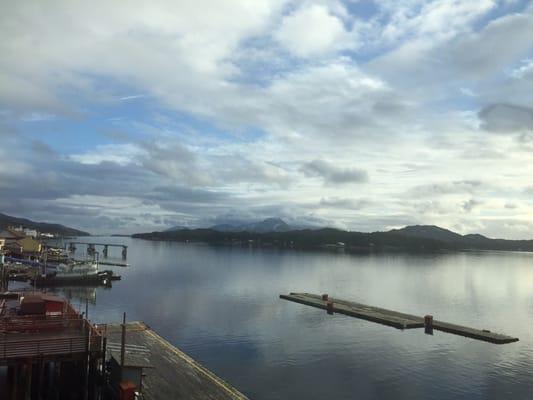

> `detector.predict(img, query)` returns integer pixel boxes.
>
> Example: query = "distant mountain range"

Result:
[211,217,292,233]
[134,222,533,253]
[166,217,293,233]
[0,213,90,237]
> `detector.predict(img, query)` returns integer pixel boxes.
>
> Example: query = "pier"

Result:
[66,242,128,259]
[104,321,248,400]
[280,293,519,345]
[0,292,249,399]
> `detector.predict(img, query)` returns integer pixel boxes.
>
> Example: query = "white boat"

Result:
[55,261,99,278]
[35,259,118,286]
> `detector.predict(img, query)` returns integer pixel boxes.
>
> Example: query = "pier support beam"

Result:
[11,365,20,400]
[103,245,108,257]
[326,301,334,315]
[24,362,32,400]
[121,246,127,260]
[424,315,433,335]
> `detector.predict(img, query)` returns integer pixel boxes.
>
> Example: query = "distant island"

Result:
[0,212,90,237]
[133,218,533,253]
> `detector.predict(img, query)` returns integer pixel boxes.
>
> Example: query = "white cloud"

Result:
[119,94,146,101]
[274,4,351,57]
[510,58,533,79]
[70,144,144,166]
[459,87,477,97]
[380,0,496,43]
[301,159,368,184]
[0,0,288,115]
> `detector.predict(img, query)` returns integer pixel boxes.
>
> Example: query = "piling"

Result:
[121,312,126,378]
[321,294,329,301]
[424,315,433,335]
[326,301,334,315]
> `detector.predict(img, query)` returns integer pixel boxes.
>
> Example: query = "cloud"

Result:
[510,58,533,79]
[381,0,496,43]
[0,0,288,115]
[462,199,482,213]
[209,155,290,187]
[119,94,146,101]
[408,180,484,197]
[319,197,371,209]
[370,11,533,104]
[139,140,209,185]
[1,1,533,238]
[412,200,450,216]
[274,4,351,57]
[449,13,533,78]
[70,143,144,166]
[479,103,533,134]
[255,61,409,143]
[301,159,368,184]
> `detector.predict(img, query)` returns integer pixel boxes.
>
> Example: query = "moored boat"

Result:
[32,260,120,286]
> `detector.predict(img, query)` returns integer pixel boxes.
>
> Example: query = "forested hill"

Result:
[132,225,533,253]
[0,213,90,236]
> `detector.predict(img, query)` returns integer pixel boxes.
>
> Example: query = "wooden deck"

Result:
[105,322,248,400]
[280,293,519,345]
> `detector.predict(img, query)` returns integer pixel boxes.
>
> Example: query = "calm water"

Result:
[39,237,533,399]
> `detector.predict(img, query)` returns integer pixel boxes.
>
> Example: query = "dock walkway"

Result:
[280,293,519,345]
[104,321,248,400]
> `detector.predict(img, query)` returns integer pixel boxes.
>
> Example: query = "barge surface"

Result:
[280,292,519,345]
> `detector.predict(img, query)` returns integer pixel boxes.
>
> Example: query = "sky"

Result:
[1,0,533,237]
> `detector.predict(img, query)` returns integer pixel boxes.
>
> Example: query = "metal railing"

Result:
[0,312,103,361]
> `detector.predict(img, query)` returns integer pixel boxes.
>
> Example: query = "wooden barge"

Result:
[280,292,519,345]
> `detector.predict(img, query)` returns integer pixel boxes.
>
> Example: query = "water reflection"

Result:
[53,238,533,399]
[48,285,100,305]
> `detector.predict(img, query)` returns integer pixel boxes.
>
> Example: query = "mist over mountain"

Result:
[211,218,292,233]
[165,218,294,233]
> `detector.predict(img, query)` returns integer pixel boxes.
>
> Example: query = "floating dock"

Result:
[98,260,129,267]
[280,293,519,345]
[104,321,248,400]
